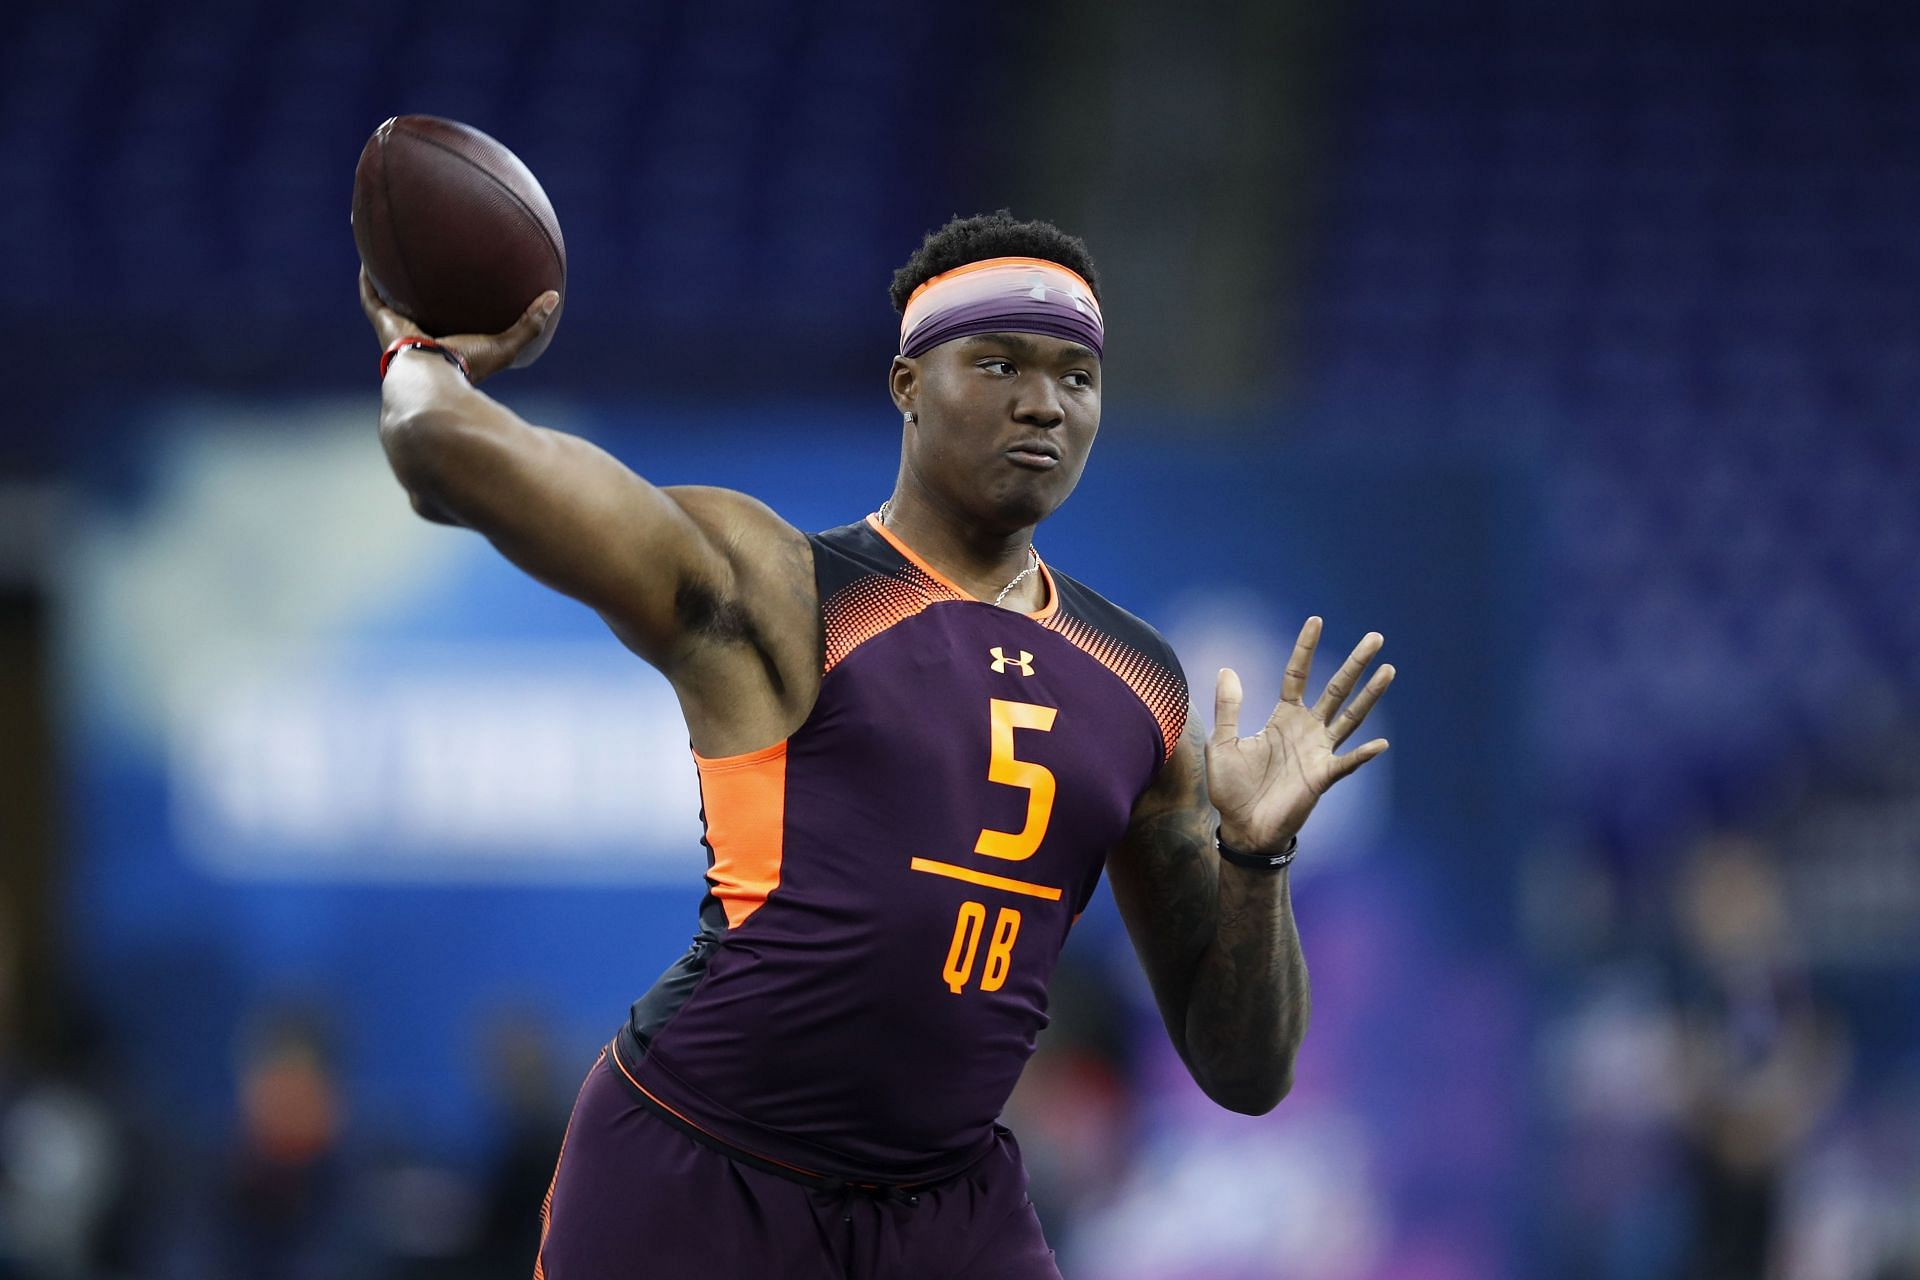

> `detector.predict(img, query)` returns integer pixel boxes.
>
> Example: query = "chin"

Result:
[990,482,1072,531]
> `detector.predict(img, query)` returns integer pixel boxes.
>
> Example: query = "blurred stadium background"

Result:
[2,0,1917,1276]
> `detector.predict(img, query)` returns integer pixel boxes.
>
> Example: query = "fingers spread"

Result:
[1330,737,1389,783]
[1312,631,1384,722]
[1330,664,1395,747]
[1280,616,1322,704]
[1212,667,1243,748]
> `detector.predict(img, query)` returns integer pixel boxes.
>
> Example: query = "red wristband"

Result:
[380,336,471,382]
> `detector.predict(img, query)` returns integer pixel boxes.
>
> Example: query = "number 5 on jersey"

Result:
[943,901,1021,995]
[975,699,1058,861]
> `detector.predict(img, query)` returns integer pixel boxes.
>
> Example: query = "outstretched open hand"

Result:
[1207,617,1395,854]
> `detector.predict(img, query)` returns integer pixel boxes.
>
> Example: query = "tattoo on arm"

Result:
[1111,734,1216,1061]
[1111,727,1311,1114]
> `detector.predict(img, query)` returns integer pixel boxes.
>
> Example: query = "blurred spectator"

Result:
[211,1009,373,1280]
[466,1008,569,1280]
[1535,959,1690,1280]
[1669,836,1849,1280]
[0,901,133,1280]
[1003,956,1139,1248]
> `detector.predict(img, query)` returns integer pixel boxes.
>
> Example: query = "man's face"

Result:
[895,332,1102,531]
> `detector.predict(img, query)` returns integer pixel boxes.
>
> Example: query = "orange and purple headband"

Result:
[898,256,1104,360]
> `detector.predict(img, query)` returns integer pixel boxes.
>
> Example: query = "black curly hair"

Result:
[889,211,1100,314]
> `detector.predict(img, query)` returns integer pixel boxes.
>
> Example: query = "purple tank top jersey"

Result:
[615,515,1188,1185]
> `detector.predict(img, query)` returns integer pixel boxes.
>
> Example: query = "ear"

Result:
[888,355,919,416]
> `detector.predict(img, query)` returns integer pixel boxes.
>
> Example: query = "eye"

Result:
[977,359,1016,376]
[1064,371,1094,389]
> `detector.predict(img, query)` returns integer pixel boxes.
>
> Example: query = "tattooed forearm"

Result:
[1183,861,1309,1113]
[1109,730,1311,1115]
[1117,618,1390,1113]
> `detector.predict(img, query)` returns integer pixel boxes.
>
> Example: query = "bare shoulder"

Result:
[652,486,821,749]
[656,485,816,636]
[665,485,812,574]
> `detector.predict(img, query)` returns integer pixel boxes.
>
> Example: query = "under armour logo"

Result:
[989,647,1035,676]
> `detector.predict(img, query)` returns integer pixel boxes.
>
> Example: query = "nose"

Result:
[1011,374,1065,430]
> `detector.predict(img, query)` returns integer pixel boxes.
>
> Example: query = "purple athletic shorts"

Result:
[534,1047,1063,1279]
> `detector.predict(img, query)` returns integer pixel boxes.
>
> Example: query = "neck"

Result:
[878,491,1043,610]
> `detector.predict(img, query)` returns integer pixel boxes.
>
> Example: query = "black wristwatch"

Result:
[1215,826,1298,872]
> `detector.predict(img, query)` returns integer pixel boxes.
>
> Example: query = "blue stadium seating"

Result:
[1303,1,1920,848]
[1,0,992,385]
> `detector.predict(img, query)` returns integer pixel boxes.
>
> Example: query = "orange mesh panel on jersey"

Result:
[823,568,943,673]
[1041,612,1189,761]
[694,741,789,928]
[865,514,1059,621]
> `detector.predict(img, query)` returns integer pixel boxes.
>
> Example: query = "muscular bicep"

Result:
[380,382,801,671]
[1106,724,1219,1062]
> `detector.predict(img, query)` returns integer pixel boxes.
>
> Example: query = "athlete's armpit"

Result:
[380,394,749,665]
[632,486,824,753]
[377,387,820,745]
[1106,724,1219,1065]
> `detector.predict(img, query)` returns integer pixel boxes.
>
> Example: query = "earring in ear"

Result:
[904,411,916,424]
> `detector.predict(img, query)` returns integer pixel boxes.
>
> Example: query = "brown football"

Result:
[351,115,566,367]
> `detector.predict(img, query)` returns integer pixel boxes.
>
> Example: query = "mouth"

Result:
[1004,441,1061,470]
